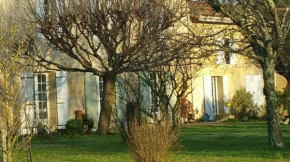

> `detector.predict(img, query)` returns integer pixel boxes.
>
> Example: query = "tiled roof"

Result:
[188,1,232,24]
[188,1,219,17]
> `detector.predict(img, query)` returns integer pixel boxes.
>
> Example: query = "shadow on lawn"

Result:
[29,123,290,160]
[31,134,129,155]
[179,123,290,160]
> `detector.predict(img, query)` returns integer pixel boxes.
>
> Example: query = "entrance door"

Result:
[204,76,226,120]
[212,76,224,115]
[56,71,69,129]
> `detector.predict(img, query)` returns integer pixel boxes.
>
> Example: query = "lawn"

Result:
[17,122,290,162]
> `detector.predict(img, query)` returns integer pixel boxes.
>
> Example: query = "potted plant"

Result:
[82,113,94,133]
[75,109,82,120]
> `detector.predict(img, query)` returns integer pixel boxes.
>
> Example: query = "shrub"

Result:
[125,120,179,162]
[230,88,259,120]
[82,113,94,133]
[215,113,230,122]
[35,123,50,136]
[180,97,193,119]
[277,87,290,117]
[257,105,267,121]
[224,118,240,122]
[65,119,83,135]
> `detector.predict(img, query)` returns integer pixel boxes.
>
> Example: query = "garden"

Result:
[17,122,290,162]
[13,88,290,162]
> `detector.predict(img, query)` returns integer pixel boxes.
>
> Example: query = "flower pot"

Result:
[75,110,82,119]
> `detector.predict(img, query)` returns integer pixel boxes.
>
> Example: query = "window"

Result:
[34,74,48,121]
[90,0,95,13]
[36,0,46,38]
[216,38,237,65]
[36,0,62,38]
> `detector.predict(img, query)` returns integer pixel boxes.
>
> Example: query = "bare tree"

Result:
[138,58,202,127]
[0,23,33,162]
[22,0,190,135]
[114,58,201,162]
[207,0,290,147]
[116,54,203,129]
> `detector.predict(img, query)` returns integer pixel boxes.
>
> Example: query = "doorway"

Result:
[204,76,227,120]
[211,76,224,115]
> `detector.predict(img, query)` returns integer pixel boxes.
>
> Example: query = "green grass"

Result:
[17,122,290,162]
[178,123,290,161]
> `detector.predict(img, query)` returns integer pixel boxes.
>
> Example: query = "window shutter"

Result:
[230,39,238,65]
[217,51,225,64]
[56,71,69,129]
[203,76,213,120]
[21,72,34,104]
[20,72,34,134]
[116,75,126,120]
[216,38,225,64]
[139,73,152,112]
[246,75,264,107]
[85,72,100,129]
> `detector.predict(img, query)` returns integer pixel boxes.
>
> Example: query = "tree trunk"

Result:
[6,140,12,162]
[262,57,284,147]
[27,137,33,162]
[171,108,179,129]
[98,73,116,135]
[1,129,7,162]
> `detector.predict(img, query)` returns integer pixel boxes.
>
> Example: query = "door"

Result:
[56,71,69,129]
[204,76,225,120]
[212,76,224,115]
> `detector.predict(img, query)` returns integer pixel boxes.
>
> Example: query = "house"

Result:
[0,0,287,134]
[19,70,87,132]
[19,69,114,133]
[187,1,287,120]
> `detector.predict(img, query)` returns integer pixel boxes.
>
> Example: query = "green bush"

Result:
[65,119,83,135]
[82,113,94,133]
[277,86,290,117]
[230,88,259,120]
[224,118,240,122]
[215,113,230,122]
[35,123,50,136]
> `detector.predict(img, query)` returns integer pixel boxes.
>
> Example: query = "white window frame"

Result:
[34,73,50,124]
